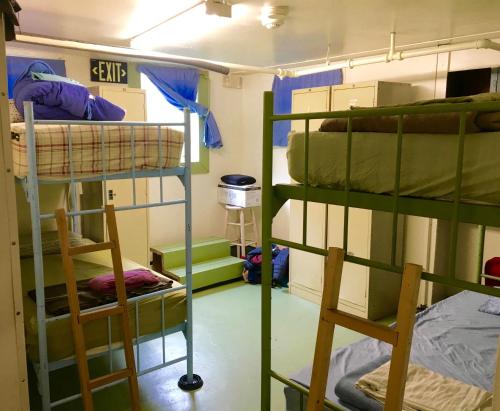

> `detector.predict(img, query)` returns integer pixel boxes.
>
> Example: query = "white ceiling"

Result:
[15,0,500,67]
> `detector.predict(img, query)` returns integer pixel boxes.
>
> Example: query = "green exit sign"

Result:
[90,59,128,84]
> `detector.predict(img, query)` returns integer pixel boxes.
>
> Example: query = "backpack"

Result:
[243,246,289,287]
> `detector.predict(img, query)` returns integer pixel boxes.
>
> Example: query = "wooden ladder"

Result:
[307,247,422,411]
[55,204,140,411]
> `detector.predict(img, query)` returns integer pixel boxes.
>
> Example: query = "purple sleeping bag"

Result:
[13,61,125,121]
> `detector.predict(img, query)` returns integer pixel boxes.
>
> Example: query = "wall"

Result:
[7,41,500,269]
[5,42,262,248]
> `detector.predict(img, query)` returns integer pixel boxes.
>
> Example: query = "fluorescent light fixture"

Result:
[205,0,232,18]
[130,1,243,50]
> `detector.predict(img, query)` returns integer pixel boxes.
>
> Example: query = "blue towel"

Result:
[334,355,389,411]
[478,297,500,315]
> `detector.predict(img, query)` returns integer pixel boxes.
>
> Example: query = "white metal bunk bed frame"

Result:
[20,101,201,410]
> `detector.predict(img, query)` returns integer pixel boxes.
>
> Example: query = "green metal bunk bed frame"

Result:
[260,90,500,410]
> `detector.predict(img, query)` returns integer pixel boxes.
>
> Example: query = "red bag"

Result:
[485,257,500,287]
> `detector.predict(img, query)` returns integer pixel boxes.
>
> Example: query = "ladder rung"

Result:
[79,305,124,324]
[88,368,132,390]
[69,241,115,256]
[324,309,398,346]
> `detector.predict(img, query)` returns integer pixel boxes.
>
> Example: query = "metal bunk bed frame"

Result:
[20,102,202,410]
[260,91,500,411]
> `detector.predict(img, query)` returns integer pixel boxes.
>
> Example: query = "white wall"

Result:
[7,41,500,266]
[5,42,266,248]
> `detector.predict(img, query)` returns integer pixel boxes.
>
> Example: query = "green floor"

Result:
[29,282,365,411]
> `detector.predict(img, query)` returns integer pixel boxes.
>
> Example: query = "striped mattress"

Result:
[10,122,184,179]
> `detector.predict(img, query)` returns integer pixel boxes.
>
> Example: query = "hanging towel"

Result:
[356,361,493,411]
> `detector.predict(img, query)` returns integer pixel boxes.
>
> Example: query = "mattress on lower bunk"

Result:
[11,122,184,178]
[21,253,186,363]
[287,130,500,204]
[285,291,500,410]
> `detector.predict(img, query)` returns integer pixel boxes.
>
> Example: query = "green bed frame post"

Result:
[261,91,274,411]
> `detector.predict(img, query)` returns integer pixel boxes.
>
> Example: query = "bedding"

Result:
[319,92,500,134]
[21,253,186,363]
[478,297,500,316]
[287,130,500,204]
[13,61,125,121]
[355,360,492,411]
[11,122,184,178]
[27,269,173,316]
[285,291,500,411]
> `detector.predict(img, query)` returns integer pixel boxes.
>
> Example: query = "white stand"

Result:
[224,205,259,257]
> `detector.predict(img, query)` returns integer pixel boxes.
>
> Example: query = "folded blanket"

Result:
[28,270,173,316]
[319,112,480,134]
[14,61,125,121]
[220,174,257,186]
[320,92,500,133]
[88,268,163,296]
[356,361,492,411]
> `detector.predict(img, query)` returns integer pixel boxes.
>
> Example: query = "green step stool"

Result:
[150,237,244,290]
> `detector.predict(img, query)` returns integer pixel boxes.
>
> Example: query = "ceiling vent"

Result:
[261,6,289,29]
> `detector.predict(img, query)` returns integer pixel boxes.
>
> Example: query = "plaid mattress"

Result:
[11,123,184,178]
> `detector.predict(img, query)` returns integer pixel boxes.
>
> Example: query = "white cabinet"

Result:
[291,86,331,132]
[82,87,150,267]
[288,81,411,319]
[288,86,331,303]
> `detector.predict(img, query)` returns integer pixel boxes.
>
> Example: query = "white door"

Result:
[100,88,150,267]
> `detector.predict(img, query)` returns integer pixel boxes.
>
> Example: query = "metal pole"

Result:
[184,108,193,382]
[261,91,274,411]
[177,107,202,391]
[24,102,51,411]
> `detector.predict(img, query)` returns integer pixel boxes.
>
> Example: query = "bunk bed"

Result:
[260,91,500,411]
[15,101,200,410]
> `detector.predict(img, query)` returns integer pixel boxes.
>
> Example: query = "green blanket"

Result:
[287,130,500,204]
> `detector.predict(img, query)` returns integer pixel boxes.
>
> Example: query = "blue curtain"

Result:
[7,56,66,98]
[137,65,223,149]
[271,70,343,146]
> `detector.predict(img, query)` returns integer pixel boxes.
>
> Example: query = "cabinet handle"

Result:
[108,189,116,201]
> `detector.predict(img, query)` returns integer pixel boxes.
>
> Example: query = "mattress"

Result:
[21,252,186,363]
[285,291,500,410]
[11,122,184,178]
[287,130,500,204]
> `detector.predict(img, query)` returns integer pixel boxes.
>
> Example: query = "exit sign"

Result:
[90,59,128,84]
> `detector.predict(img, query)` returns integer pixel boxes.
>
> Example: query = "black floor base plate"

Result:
[178,374,204,391]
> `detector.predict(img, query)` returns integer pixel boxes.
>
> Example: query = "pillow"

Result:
[18,230,94,258]
[478,297,500,315]
[475,112,500,131]
[8,99,23,123]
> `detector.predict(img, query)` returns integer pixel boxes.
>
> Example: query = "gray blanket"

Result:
[285,291,500,411]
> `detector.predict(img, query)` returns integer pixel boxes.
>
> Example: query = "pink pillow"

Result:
[88,268,160,295]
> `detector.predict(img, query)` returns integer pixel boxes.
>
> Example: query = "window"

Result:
[140,73,209,172]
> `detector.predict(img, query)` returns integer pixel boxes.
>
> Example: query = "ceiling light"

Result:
[205,0,232,18]
[260,5,289,30]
